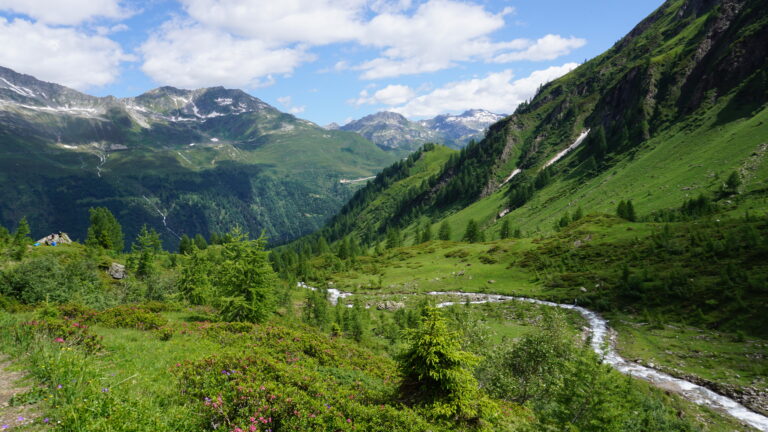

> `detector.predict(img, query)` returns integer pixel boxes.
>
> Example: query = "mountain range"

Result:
[0,65,397,248]
[334,109,505,151]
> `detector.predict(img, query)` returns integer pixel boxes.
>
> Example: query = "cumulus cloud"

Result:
[356,0,523,79]
[0,18,132,89]
[140,22,312,89]
[391,63,579,118]
[141,0,586,86]
[180,0,365,45]
[0,0,131,26]
[493,35,586,62]
[351,84,416,106]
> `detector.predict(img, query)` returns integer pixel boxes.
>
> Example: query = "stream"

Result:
[300,284,768,431]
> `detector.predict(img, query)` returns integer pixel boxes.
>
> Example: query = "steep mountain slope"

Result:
[339,109,504,151]
[315,0,768,242]
[0,66,396,247]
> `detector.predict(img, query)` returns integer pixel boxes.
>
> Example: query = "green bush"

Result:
[97,305,167,330]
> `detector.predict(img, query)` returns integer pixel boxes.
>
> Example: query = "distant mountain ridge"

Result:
[338,109,505,150]
[0,65,396,248]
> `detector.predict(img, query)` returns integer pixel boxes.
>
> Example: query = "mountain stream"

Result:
[299,283,768,431]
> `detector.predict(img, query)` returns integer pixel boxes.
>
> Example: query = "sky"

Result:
[0,0,664,126]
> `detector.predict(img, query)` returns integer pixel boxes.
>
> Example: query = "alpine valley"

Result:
[0,0,767,431]
[0,65,396,247]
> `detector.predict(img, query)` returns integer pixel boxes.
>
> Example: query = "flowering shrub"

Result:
[173,323,524,431]
[23,317,103,353]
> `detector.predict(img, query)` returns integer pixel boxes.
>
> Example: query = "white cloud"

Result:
[0,0,130,26]
[180,0,365,45]
[142,0,587,85]
[0,18,132,89]
[493,34,586,62]
[356,0,521,79]
[391,63,579,118]
[351,84,415,106]
[140,22,312,89]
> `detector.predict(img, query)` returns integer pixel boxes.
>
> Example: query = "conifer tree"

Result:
[130,225,162,279]
[398,307,481,419]
[85,207,123,252]
[572,207,584,221]
[616,200,627,219]
[723,171,741,195]
[462,219,481,243]
[217,232,278,323]
[420,223,433,243]
[499,219,510,239]
[438,221,451,241]
[625,200,637,222]
[12,217,31,260]
[385,228,402,249]
[179,234,194,254]
[193,234,208,250]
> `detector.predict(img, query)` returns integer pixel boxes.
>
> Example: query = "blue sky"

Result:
[0,0,663,125]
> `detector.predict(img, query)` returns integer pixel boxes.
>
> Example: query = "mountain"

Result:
[418,109,506,147]
[283,0,768,330]
[273,0,768,422]
[340,109,504,151]
[0,66,396,248]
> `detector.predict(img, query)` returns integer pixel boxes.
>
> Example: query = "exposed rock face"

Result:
[341,110,505,150]
[108,263,125,279]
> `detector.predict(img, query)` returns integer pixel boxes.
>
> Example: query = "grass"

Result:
[611,314,768,390]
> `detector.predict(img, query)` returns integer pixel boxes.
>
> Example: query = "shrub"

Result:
[97,305,167,330]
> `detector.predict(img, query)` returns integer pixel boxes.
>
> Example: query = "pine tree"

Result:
[625,200,637,222]
[337,238,350,260]
[462,219,482,243]
[303,288,330,328]
[210,232,222,245]
[723,171,741,195]
[0,225,10,246]
[499,219,510,239]
[385,228,402,249]
[315,236,330,254]
[616,200,627,219]
[130,225,162,279]
[420,223,433,243]
[85,207,124,252]
[179,234,194,254]
[398,307,481,419]
[217,232,278,323]
[193,234,208,250]
[13,217,30,246]
[12,217,31,260]
[438,221,451,241]
[572,207,584,221]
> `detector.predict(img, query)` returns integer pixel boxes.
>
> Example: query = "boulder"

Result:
[376,301,405,311]
[108,263,126,279]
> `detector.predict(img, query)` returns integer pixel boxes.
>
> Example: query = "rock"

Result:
[108,263,125,279]
[487,280,496,284]
[376,301,405,311]
[580,287,588,293]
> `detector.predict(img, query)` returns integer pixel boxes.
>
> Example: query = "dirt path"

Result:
[0,356,40,430]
